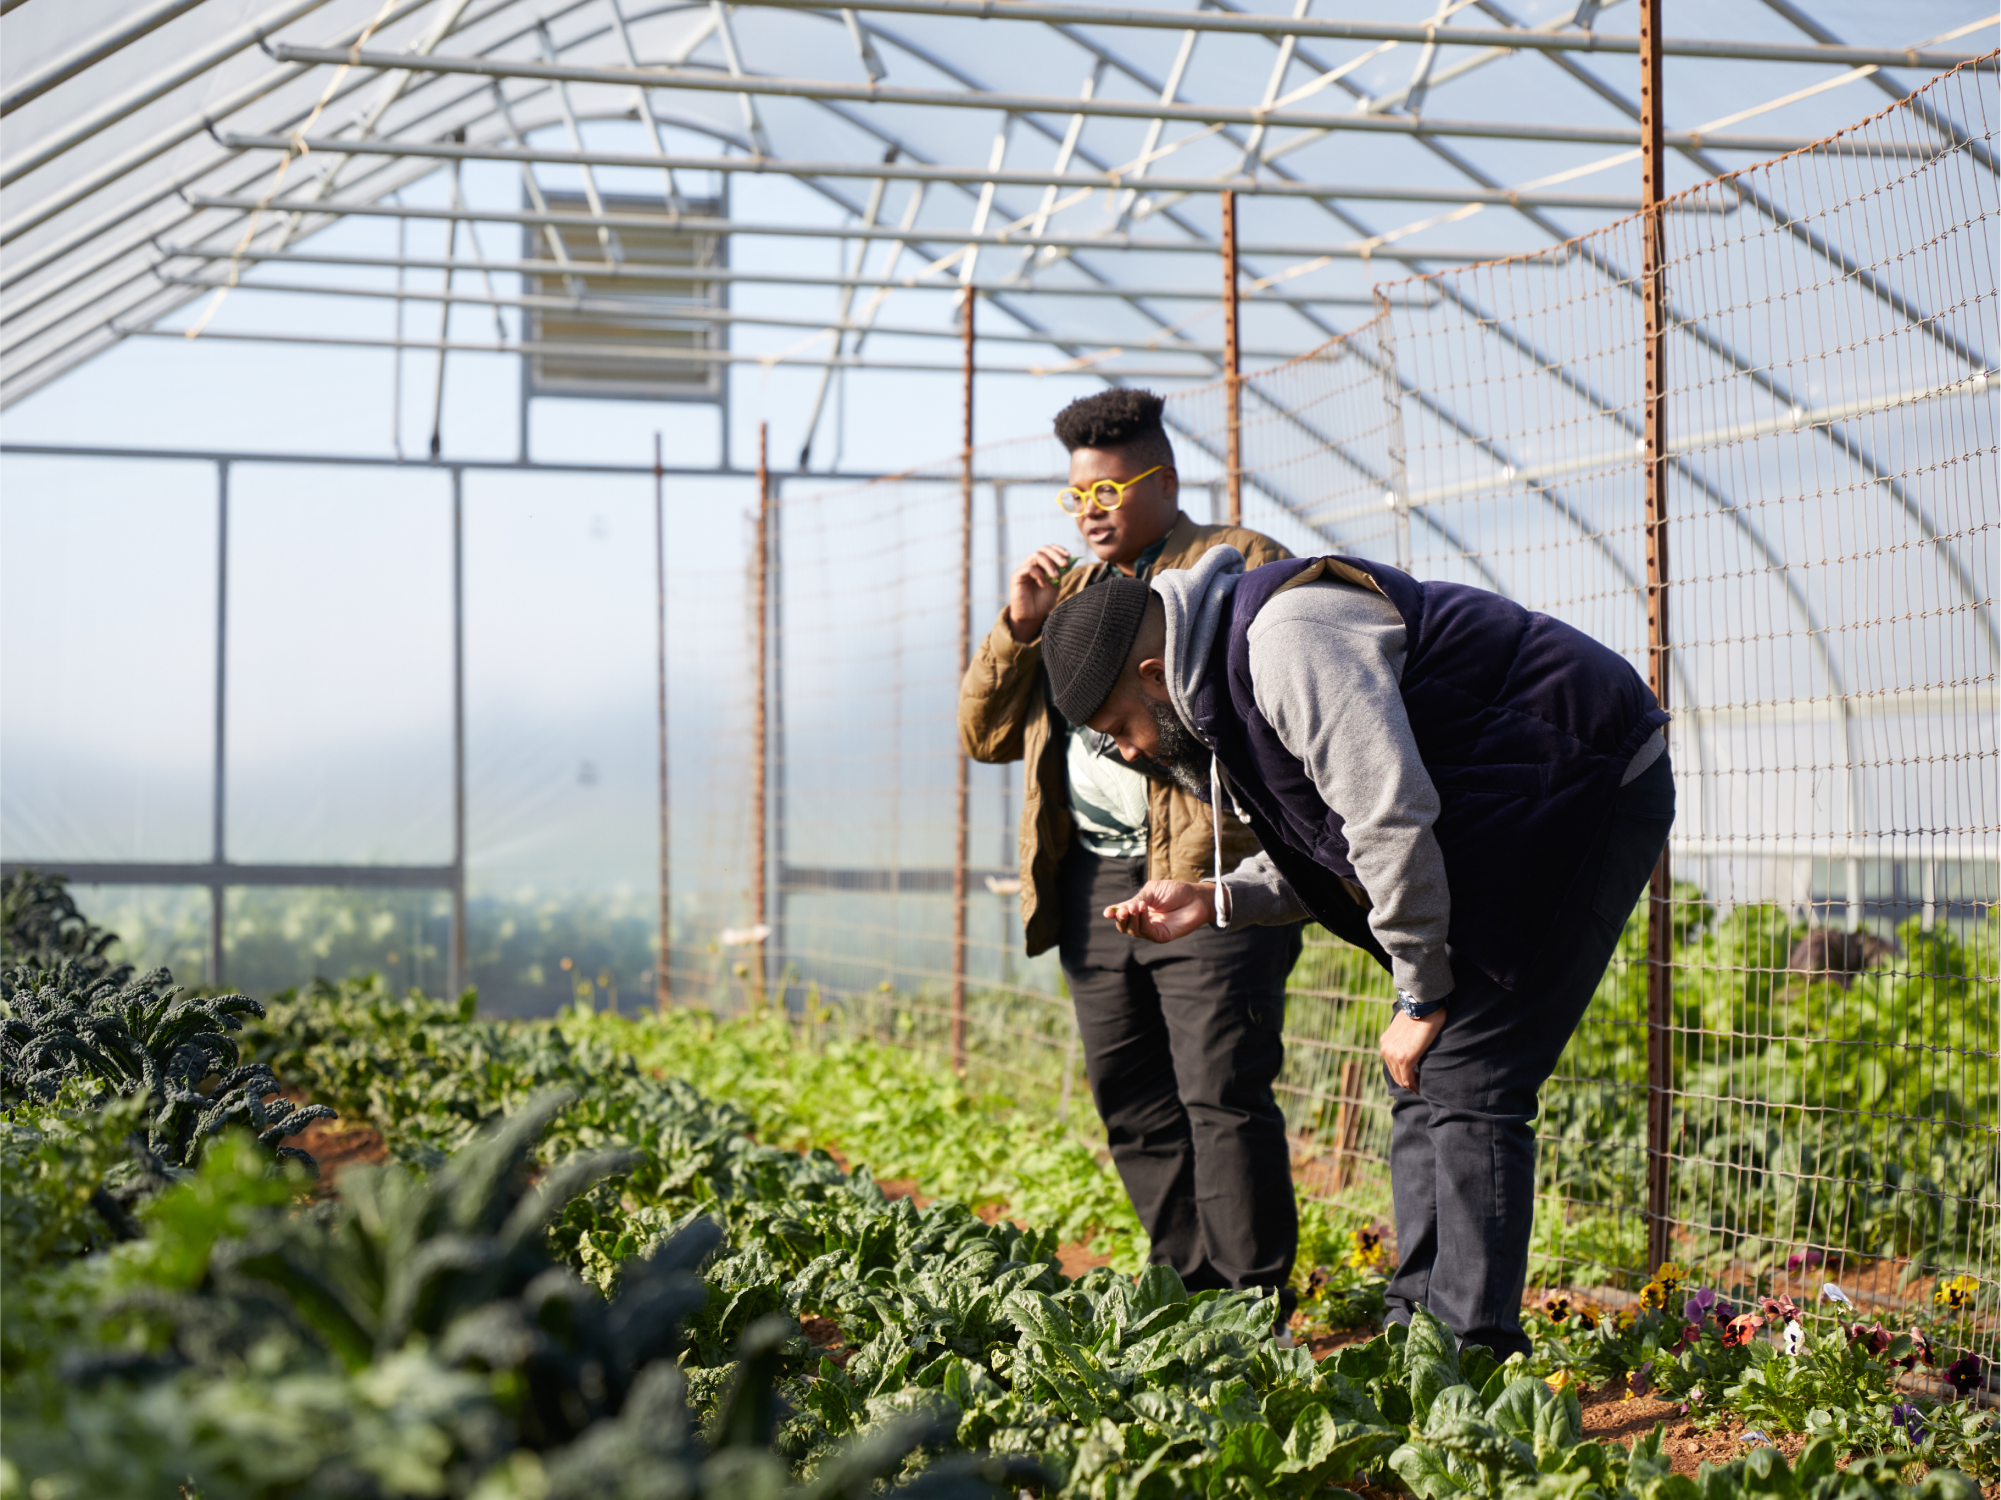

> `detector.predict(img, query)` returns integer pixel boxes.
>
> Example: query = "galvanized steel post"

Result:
[210,459,228,988]
[751,422,770,1009]
[1221,189,1243,527]
[655,432,672,1010]
[449,466,467,1001]
[1640,0,1675,1278]
[951,289,974,1075]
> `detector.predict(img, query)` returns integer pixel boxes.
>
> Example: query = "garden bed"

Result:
[3,877,1995,1499]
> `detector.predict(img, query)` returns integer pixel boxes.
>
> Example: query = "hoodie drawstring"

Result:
[1210,755,1231,929]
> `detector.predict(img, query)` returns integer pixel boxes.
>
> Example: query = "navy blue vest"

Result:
[1185,557,1668,991]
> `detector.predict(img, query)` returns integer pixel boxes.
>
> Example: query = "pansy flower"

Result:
[1905,1327,1934,1367]
[1543,1292,1574,1322]
[1781,1321,1807,1356]
[1654,1261,1687,1299]
[1345,1225,1388,1273]
[1934,1274,1978,1312]
[1820,1283,1851,1309]
[1889,1403,1925,1441]
[1627,1361,1654,1400]
[1785,1248,1826,1273]
[1683,1286,1730,1325]
[1638,1280,1669,1312]
[1758,1294,1802,1324]
[1845,1322,1891,1358]
[1944,1351,1983,1395]
[1675,1323,1704,1353]
[1721,1312,1765,1348]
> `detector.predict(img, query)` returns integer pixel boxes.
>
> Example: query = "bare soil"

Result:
[1302,1321,1373,1361]
[800,1313,852,1368]
[281,1089,389,1193]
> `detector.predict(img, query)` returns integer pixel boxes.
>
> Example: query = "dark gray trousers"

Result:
[1057,849,1305,1294]
[1384,752,1676,1357]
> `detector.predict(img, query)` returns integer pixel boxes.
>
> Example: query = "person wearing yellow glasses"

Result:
[957,388,1304,1325]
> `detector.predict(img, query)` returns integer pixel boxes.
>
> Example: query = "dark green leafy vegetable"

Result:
[0,869,129,982]
[0,961,332,1173]
[7,1088,1041,1500]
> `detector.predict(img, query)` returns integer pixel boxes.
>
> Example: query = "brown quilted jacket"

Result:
[956,512,1292,956]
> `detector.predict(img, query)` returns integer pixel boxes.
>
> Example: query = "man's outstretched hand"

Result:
[1379,1009,1447,1093]
[1105,879,1216,943]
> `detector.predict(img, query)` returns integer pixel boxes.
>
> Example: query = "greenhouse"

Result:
[0,0,1995,1493]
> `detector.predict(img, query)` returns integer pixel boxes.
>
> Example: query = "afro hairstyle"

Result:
[1052,388,1176,470]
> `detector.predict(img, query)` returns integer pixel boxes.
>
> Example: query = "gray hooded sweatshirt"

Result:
[1152,547,1663,1004]
[1151,546,1455,1002]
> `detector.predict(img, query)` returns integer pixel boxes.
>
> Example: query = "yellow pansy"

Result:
[1934,1274,1979,1312]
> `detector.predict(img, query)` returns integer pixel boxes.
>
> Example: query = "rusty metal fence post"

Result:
[950,290,974,1074]
[1639,0,1675,1277]
[654,432,672,1010]
[1220,189,1243,527]
[751,421,770,1009]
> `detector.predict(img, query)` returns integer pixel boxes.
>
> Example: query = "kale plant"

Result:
[0,869,130,981]
[0,961,332,1174]
[27,1087,1037,1500]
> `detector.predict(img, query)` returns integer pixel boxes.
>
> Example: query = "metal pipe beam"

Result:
[0,860,461,889]
[1755,0,2000,175]
[0,437,973,482]
[214,128,1728,210]
[147,271,1311,357]
[703,0,1995,68]
[0,0,490,267]
[1435,4,2001,687]
[1471,0,1991,372]
[3,148,432,363]
[264,45,1945,154]
[113,324,1235,377]
[0,0,214,117]
[147,243,1411,305]
[5,119,489,393]
[0,0,338,188]
[179,192,1510,260]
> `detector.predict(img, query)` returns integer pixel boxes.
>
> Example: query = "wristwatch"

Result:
[1393,989,1448,1021]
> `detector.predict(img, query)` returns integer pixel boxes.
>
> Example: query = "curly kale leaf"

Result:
[0,963,333,1174]
[0,870,132,982]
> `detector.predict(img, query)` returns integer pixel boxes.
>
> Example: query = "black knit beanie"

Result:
[1041,576,1152,727]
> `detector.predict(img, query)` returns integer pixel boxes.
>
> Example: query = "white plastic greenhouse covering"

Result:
[0,0,1995,1018]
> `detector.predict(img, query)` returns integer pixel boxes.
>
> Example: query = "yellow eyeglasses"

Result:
[1056,464,1170,515]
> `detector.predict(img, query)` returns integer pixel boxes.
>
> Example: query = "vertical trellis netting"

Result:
[1360,56,1999,1334]
[692,59,1997,1351]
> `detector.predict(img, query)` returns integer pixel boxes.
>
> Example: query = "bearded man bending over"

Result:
[1034,546,1675,1357]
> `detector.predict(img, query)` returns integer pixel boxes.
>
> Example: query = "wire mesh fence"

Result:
[1365,57,1998,1349]
[708,58,1998,1365]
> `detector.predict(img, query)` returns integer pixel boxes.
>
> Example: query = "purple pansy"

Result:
[1945,1351,1983,1395]
[1683,1286,1732,1325]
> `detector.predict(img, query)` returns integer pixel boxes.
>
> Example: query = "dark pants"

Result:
[1057,849,1305,1293]
[1384,752,1676,1358]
